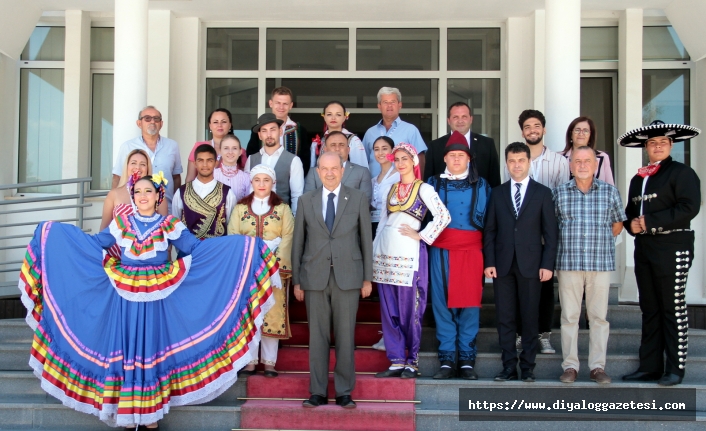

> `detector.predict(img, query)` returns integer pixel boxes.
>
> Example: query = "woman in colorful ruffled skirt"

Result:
[18,174,279,429]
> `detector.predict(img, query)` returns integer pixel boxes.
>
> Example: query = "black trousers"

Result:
[516,278,555,335]
[634,232,693,378]
[494,255,542,371]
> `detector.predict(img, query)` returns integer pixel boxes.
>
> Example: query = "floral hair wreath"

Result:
[130,171,169,207]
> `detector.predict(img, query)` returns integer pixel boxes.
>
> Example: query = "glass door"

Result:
[580,72,617,179]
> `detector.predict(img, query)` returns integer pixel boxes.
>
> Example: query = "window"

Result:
[642,69,690,165]
[447,28,500,70]
[266,29,347,71]
[207,28,258,70]
[643,26,689,61]
[357,29,439,71]
[580,27,618,62]
[90,28,115,62]
[18,27,65,193]
[90,74,114,190]
[447,79,501,148]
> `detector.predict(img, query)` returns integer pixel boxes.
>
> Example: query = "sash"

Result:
[432,228,483,308]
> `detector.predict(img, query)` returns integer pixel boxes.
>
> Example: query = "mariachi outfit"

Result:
[229,198,294,366]
[620,120,701,383]
[172,179,236,240]
[18,214,278,427]
[373,144,451,375]
[426,131,491,378]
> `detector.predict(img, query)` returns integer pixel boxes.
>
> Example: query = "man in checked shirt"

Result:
[553,146,625,384]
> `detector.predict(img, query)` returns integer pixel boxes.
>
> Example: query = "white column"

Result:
[616,8,643,302]
[113,0,148,160]
[506,16,535,146]
[544,0,581,151]
[62,10,91,191]
[533,10,546,113]
[148,10,173,136]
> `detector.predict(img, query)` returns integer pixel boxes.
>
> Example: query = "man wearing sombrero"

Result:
[620,120,701,386]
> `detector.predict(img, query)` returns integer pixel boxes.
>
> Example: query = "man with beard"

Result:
[112,105,183,211]
[509,110,570,355]
[245,113,305,215]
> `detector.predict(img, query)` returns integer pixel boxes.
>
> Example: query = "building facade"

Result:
[0,0,705,303]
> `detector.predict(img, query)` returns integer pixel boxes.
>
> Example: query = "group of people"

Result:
[17,84,701,428]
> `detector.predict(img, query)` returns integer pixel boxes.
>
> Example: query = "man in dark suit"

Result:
[292,152,374,409]
[304,131,373,204]
[483,142,558,382]
[424,102,501,187]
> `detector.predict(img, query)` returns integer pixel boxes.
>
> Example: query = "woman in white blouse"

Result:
[370,136,400,237]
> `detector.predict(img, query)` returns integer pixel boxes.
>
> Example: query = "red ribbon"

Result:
[637,164,660,178]
[313,135,323,157]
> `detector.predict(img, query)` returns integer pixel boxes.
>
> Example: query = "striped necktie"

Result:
[514,183,522,218]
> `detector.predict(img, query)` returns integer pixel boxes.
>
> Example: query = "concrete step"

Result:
[474,304,643,330]
[0,397,242,430]
[420,327,706,356]
[414,378,706,410]
[415,352,706,382]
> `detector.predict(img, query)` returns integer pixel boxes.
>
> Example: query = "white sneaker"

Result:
[515,334,522,352]
[372,336,386,351]
[539,332,556,354]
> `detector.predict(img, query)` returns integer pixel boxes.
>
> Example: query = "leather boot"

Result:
[458,360,478,380]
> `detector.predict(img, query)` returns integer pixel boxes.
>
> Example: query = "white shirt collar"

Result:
[323,183,342,196]
[513,175,531,188]
[260,145,284,157]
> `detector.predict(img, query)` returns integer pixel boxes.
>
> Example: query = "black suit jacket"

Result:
[424,132,501,187]
[483,178,558,278]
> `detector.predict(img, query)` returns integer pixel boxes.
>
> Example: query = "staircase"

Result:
[1,283,706,430]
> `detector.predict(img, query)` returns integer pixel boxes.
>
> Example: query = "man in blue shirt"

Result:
[112,106,183,211]
[361,87,427,177]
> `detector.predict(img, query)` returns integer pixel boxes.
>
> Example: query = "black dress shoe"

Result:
[263,369,278,378]
[521,370,536,382]
[658,373,683,386]
[335,395,357,409]
[622,370,661,382]
[433,361,455,379]
[302,394,328,408]
[237,368,256,377]
[400,368,418,379]
[494,367,518,381]
[375,368,404,378]
[458,360,478,380]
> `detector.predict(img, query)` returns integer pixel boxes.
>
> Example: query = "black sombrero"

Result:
[618,120,700,148]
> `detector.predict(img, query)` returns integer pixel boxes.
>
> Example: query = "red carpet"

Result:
[239,293,417,430]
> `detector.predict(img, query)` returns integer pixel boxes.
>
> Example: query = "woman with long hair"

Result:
[186,108,238,182]
[19,173,279,429]
[560,116,614,185]
[100,149,168,230]
[370,136,400,236]
[372,143,450,379]
[310,101,368,169]
[228,165,294,377]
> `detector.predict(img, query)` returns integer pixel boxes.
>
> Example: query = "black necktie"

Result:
[514,183,522,218]
[325,192,335,232]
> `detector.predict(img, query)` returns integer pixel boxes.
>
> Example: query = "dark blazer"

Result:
[292,185,373,291]
[623,156,701,236]
[304,162,373,204]
[424,132,501,187]
[483,178,558,278]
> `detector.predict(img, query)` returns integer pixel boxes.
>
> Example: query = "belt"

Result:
[640,228,692,235]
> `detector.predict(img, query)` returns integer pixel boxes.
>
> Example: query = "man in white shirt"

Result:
[509,109,570,355]
[112,106,183,210]
[172,144,236,239]
[245,113,305,215]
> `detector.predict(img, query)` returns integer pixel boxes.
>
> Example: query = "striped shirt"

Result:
[506,145,570,189]
[552,178,626,271]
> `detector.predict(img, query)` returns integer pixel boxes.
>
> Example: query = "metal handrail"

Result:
[0,177,106,299]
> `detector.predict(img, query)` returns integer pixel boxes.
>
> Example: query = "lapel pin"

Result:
[345,196,348,200]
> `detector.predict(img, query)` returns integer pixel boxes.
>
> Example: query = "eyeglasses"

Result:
[573,128,590,135]
[140,115,162,123]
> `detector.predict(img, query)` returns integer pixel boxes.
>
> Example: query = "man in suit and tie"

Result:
[424,102,501,187]
[483,142,558,382]
[304,131,373,204]
[292,152,374,409]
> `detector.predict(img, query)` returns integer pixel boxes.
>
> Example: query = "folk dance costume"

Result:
[172,179,236,240]
[426,132,491,379]
[17,175,279,427]
[373,144,451,377]
[620,121,701,385]
[247,116,311,174]
[214,164,250,202]
[228,166,294,370]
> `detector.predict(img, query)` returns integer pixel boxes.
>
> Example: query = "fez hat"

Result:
[252,113,284,133]
[618,120,700,148]
[444,131,473,157]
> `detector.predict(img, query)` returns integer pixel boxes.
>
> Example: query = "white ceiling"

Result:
[33,0,674,22]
